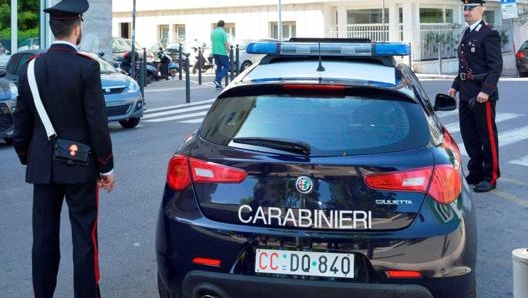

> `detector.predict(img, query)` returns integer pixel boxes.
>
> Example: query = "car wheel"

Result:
[3,137,13,145]
[158,273,178,298]
[118,117,140,129]
[240,60,252,71]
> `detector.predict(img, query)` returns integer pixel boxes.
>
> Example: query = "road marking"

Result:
[444,113,524,134]
[144,98,215,113]
[143,111,208,122]
[510,155,528,167]
[143,104,211,119]
[458,125,528,156]
[492,190,528,208]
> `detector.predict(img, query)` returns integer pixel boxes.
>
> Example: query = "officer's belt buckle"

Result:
[460,73,467,81]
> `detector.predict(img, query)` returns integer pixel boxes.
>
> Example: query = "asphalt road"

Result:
[1,73,527,298]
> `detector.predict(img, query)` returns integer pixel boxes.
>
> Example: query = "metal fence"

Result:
[331,23,467,61]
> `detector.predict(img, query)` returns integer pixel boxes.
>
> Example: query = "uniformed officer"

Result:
[13,0,116,297]
[448,0,502,193]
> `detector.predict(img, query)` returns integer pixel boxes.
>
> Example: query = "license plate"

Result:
[255,249,354,279]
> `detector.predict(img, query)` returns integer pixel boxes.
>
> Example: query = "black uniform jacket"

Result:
[451,20,503,101]
[13,43,114,184]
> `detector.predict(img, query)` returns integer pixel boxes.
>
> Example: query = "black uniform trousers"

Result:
[32,182,101,298]
[459,99,500,184]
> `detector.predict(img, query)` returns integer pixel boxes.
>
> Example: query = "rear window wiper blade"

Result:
[233,137,311,156]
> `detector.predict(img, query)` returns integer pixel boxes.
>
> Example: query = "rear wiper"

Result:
[233,137,311,156]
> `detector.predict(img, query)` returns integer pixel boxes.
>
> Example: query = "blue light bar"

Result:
[246,41,410,57]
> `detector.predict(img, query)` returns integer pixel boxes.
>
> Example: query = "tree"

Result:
[0,0,40,51]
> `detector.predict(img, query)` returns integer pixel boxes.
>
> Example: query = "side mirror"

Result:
[434,94,457,111]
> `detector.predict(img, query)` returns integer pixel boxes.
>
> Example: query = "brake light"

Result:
[516,52,526,59]
[365,165,461,204]
[166,155,248,191]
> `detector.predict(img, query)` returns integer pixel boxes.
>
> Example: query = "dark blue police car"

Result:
[156,39,476,298]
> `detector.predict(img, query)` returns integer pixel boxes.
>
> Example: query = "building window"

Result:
[172,24,185,43]
[419,8,453,23]
[347,9,389,24]
[159,25,169,47]
[484,10,496,25]
[119,22,131,38]
[270,21,296,40]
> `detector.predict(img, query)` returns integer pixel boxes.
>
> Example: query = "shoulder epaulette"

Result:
[76,51,95,60]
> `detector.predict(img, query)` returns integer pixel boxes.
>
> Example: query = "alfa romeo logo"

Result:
[295,176,313,194]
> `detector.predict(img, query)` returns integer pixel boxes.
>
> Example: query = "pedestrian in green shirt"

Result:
[211,20,230,90]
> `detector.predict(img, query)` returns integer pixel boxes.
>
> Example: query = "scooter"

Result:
[192,47,214,74]
[115,50,159,85]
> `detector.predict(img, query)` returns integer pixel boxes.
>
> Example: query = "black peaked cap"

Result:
[44,0,89,20]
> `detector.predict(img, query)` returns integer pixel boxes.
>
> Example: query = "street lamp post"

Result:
[278,0,282,41]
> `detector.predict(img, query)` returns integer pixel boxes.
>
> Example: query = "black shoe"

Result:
[473,181,496,193]
[465,175,482,185]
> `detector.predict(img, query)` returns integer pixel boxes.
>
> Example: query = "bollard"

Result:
[140,48,146,101]
[235,44,240,75]
[178,43,183,81]
[184,53,191,103]
[229,45,235,82]
[513,248,528,298]
[437,42,443,76]
[198,47,202,85]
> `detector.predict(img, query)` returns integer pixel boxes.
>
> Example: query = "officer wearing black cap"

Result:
[448,0,502,193]
[13,0,115,297]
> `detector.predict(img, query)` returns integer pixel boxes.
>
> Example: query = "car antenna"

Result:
[316,42,325,72]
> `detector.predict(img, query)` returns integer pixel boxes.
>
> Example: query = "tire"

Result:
[158,273,178,298]
[240,60,252,71]
[119,117,140,129]
[519,71,528,78]
[3,137,13,145]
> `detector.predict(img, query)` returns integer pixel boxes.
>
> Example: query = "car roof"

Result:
[242,60,397,85]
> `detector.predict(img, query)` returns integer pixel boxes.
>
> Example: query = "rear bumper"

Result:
[182,270,433,298]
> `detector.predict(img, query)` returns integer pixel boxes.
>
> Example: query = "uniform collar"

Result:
[51,41,78,51]
[468,19,483,32]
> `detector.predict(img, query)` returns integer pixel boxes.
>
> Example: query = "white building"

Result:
[112,0,528,73]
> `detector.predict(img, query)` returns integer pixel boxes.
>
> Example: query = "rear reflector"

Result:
[386,270,422,279]
[192,257,221,267]
[166,155,248,191]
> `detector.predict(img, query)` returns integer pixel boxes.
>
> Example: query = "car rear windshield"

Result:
[200,95,429,156]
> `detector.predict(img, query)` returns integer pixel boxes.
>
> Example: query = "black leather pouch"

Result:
[53,138,91,166]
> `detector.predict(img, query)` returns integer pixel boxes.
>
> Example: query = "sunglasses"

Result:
[463,4,481,11]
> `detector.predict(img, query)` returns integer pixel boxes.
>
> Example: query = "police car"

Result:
[156,39,476,298]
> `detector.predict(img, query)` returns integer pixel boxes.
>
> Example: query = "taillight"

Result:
[516,52,526,59]
[386,270,422,279]
[166,155,248,191]
[365,166,461,204]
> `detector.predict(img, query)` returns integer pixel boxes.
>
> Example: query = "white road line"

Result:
[143,111,208,122]
[143,104,211,119]
[458,125,528,156]
[144,98,215,113]
[444,113,524,134]
[180,119,204,124]
[510,155,528,167]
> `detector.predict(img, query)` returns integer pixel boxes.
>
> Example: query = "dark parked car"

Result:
[156,39,476,298]
[0,69,18,144]
[5,49,144,128]
[515,40,528,77]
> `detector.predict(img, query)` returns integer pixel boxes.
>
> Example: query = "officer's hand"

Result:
[448,88,457,98]
[477,92,489,103]
[100,173,116,193]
